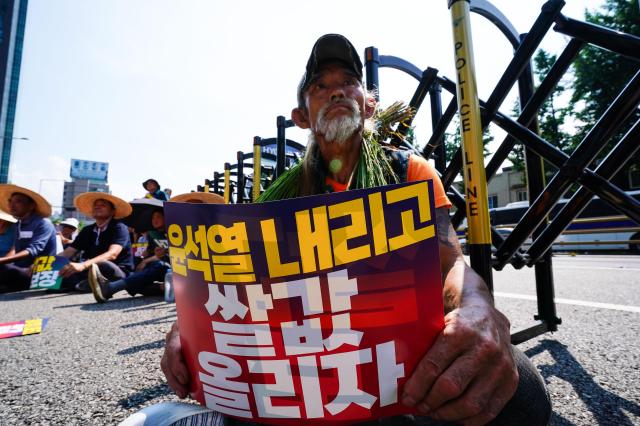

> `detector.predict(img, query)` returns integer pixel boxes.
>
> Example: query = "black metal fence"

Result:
[191,0,640,343]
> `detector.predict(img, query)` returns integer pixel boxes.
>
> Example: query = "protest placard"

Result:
[164,180,444,424]
[0,318,49,339]
[30,256,69,290]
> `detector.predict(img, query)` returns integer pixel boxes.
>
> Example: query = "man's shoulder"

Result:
[31,215,55,231]
[111,221,129,232]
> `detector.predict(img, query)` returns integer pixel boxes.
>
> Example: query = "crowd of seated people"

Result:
[0,177,210,301]
[0,176,229,302]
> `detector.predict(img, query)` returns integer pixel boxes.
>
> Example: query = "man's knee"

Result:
[96,261,127,280]
[490,346,551,425]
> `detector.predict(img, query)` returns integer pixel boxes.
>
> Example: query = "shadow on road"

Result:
[121,314,176,329]
[123,302,174,313]
[53,296,165,311]
[117,338,164,356]
[527,339,640,426]
[0,289,64,301]
[118,382,173,409]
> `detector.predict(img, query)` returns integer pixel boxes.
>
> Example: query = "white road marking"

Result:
[494,292,640,313]
[553,265,640,271]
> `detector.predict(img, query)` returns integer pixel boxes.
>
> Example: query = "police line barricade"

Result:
[365,0,640,344]
[30,255,70,290]
[165,180,443,424]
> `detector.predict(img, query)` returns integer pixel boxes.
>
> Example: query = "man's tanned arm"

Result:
[402,207,518,425]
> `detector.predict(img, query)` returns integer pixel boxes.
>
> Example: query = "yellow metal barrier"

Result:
[224,163,231,204]
[253,139,262,202]
[449,0,493,288]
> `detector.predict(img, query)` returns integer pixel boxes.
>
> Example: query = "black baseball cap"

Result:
[297,34,363,108]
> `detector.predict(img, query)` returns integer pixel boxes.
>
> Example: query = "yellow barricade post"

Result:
[253,137,262,202]
[449,0,493,289]
[224,162,231,204]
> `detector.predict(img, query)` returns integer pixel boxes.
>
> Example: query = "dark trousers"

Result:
[0,264,32,293]
[60,261,128,291]
[124,261,169,296]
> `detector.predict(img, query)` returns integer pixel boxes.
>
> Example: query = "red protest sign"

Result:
[165,181,444,425]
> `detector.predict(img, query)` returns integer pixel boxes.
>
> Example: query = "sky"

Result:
[10,0,605,213]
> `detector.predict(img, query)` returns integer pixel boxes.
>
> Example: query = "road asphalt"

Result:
[1,254,638,425]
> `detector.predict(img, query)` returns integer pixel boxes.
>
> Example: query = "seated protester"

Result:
[0,185,57,293]
[142,178,168,201]
[58,217,79,248]
[89,209,170,302]
[157,192,225,303]
[58,193,133,292]
[0,208,17,257]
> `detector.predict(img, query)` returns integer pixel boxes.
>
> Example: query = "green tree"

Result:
[533,50,572,155]
[508,49,572,178]
[568,0,640,189]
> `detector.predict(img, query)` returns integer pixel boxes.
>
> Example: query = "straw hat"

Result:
[0,208,17,223]
[74,192,133,219]
[169,192,224,204]
[0,184,52,217]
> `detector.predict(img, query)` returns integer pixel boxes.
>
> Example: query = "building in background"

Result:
[62,159,110,222]
[453,166,527,210]
[0,0,27,183]
[485,167,528,209]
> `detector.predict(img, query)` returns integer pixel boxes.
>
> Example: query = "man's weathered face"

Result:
[8,193,35,218]
[92,199,115,220]
[300,62,366,143]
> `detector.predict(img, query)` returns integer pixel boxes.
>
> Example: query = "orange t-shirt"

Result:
[325,154,452,208]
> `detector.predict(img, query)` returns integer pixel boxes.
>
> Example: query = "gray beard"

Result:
[315,99,362,144]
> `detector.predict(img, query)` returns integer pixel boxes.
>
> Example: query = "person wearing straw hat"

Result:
[169,191,224,204]
[87,192,225,303]
[89,207,169,302]
[0,184,57,293]
[57,192,133,292]
[142,178,168,201]
[150,34,551,426]
[0,208,17,257]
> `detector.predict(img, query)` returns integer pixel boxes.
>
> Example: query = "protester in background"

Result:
[0,209,17,257]
[143,179,168,201]
[163,188,172,198]
[57,193,133,292]
[0,185,57,293]
[131,230,148,267]
[90,192,224,304]
[58,217,79,248]
[89,208,169,302]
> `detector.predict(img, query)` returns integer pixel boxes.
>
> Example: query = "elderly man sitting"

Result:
[58,193,133,292]
[0,184,57,293]
[140,34,551,426]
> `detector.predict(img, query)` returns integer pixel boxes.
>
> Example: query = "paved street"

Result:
[1,254,639,425]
